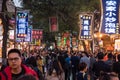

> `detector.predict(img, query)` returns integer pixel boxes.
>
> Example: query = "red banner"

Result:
[49,17,58,32]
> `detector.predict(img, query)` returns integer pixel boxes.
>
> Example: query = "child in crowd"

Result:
[76,62,88,80]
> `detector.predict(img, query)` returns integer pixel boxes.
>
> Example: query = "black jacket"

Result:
[92,60,110,77]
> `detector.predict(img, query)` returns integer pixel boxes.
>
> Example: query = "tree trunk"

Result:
[2,0,9,64]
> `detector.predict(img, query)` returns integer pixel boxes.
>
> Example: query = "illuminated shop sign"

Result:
[16,10,29,38]
[24,26,32,42]
[79,15,93,39]
[100,0,119,34]
[115,39,120,51]
[32,29,43,39]
[16,26,32,42]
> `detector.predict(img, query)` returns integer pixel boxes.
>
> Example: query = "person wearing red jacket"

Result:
[0,48,38,80]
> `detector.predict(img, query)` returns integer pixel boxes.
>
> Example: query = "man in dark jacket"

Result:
[0,49,38,80]
[71,52,80,80]
[105,53,114,72]
[92,52,110,79]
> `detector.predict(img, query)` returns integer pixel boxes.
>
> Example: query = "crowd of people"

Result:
[0,48,120,80]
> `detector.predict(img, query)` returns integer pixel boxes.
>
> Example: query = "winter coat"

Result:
[0,64,38,80]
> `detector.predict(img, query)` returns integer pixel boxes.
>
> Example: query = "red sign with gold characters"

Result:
[49,17,58,32]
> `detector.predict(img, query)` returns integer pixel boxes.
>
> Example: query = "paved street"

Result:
[46,71,59,80]
[46,74,59,80]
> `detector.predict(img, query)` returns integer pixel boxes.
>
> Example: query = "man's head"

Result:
[97,52,104,60]
[107,53,113,59]
[79,62,87,72]
[7,49,22,69]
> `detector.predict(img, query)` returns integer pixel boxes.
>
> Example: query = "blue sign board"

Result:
[24,26,32,42]
[16,26,32,42]
[79,15,93,39]
[101,0,120,34]
[16,10,29,38]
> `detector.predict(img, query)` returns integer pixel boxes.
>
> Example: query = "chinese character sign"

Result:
[100,0,119,34]
[79,15,93,39]
[49,17,58,32]
[16,26,32,42]
[32,29,43,39]
[16,11,29,38]
[24,26,32,42]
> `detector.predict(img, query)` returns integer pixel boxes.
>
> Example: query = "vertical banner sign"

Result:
[49,17,58,32]
[24,26,32,42]
[79,14,93,40]
[100,0,119,34]
[16,10,29,38]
